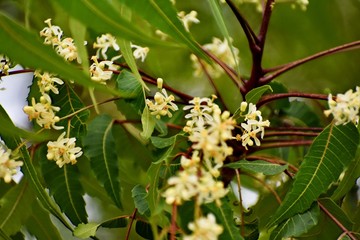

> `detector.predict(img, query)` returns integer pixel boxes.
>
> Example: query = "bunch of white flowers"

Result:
[35,70,64,94]
[184,213,223,240]
[146,78,178,119]
[0,144,23,183]
[190,37,239,78]
[324,86,360,126]
[89,56,118,84]
[40,19,80,63]
[47,132,83,168]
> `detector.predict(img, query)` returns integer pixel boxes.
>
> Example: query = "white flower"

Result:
[197,170,228,205]
[40,18,63,46]
[183,96,215,127]
[178,10,200,32]
[292,0,309,10]
[0,55,11,75]
[191,37,239,78]
[184,213,223,240]
[47,132,83,168]
[155,30,169,40]
[35,70,64,94]
[56,37,79,63]
[93,33,120,60]
[89,56,118,84]
[146,84,178,119]
[324,87,360,125]
[131,44,149,62]
[0,146,23,183]
[23,94,63,130]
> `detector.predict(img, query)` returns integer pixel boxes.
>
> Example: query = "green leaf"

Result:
[0,12,117,95]
[54,0,163,47]
[74,223,99,239]
[226,160,288,176]
[0,106,73,231]
[0,228,11,240]
[245,85,273,104]
[268,123,359,227]
[83,114,122,208]
[52,83,90,137]
[284,101,321,127]
[25,200,62,240]
[100,217,128,228]
[118,0,210,62]
[331,145,360,201]
[0,180,34,236]
[318,198,353,230]
[270,203,320,240]
[140,106,156,140]
[40,147,88,225]
[151,135,178,149]
[132,185,151,217]
[116,70,143,99]
[205,201,244,240]
[135,221,154,240]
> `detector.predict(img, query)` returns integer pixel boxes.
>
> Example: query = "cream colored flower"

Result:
[40,18,63,46]
[0,55,11,76]
[89,56,118,84]
[191,37,239,78]
[56,37,79,62]
[47,132,83,168]
[23,94,63,130]
[324,87,360,125]
[131,44,149,62]
[35,70,64,94]
[178,10,200,32]
[183,96,215,127]
[184,213,223,240]
[0,145,23,183]
[93,33,120,60]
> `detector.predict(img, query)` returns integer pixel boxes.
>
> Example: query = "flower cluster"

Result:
[23,94,63,130]
[324,86,360,126]
[89,56,118,84]
[47,132,83,168]
[184,213,223,240]
[190,37,239,78]
[0,54,13,76]
[146,78,178,119]
[0,143,23,183]
[178,10,200,32]
[35,70,64,94]
[40,19,80,63]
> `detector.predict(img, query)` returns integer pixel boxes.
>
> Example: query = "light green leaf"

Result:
[205,201,244,240]
[331,145,360,201]
[83,115,122,209]
[74,223,99,239]
[0,180,34,236]
[245,85,273,104]
[25,200,62,240]
[54,0,164,47]
[151,135,178,149]
[132,185,151,217]
[268,123,359,227]
[116,70,143,99]
[118,0,210,62]
[226,160,288,175]
[0,12,117,95]
[69,17,89,74]
[270,203,320,240]
[140,106,156,140]
[40,148,88,225]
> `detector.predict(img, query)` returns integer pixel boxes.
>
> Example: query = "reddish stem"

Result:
[170,203,178,240]
[257,92,328,108]
[125,208,138,240]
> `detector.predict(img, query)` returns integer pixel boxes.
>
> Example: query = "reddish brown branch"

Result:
[257,92,328,108]
[125,208,138,240]
[264,131,319,138]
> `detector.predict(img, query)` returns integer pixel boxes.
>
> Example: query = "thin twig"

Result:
[253,140,313,151]
[264,131,319,138]
[261,40,360,84]
[267,126,323,132]
[125,208,138,240]
[257,92,328,108]
[0,69,34,77]
[318,201,358,240]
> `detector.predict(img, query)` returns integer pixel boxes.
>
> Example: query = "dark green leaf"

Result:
[83,114,122,208]
[118,0,210,62]
[116,70,143,99]
[318,198,354,230]
[52,83,90,138]
[135,221,154,240]
[40,147,88,225]
[0,228,11,240]
[270,203,320,240]
[284,101,321,127]
[100,217,128,228]
[225,160,288,175]
[74,223,99,239]
[245,85,272,104]
[151,135,178,149]
[132,185,151,217]
[25,200,62,240]
[268,123,359,227]
[0,180,34,236]
[0,13,117,95]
